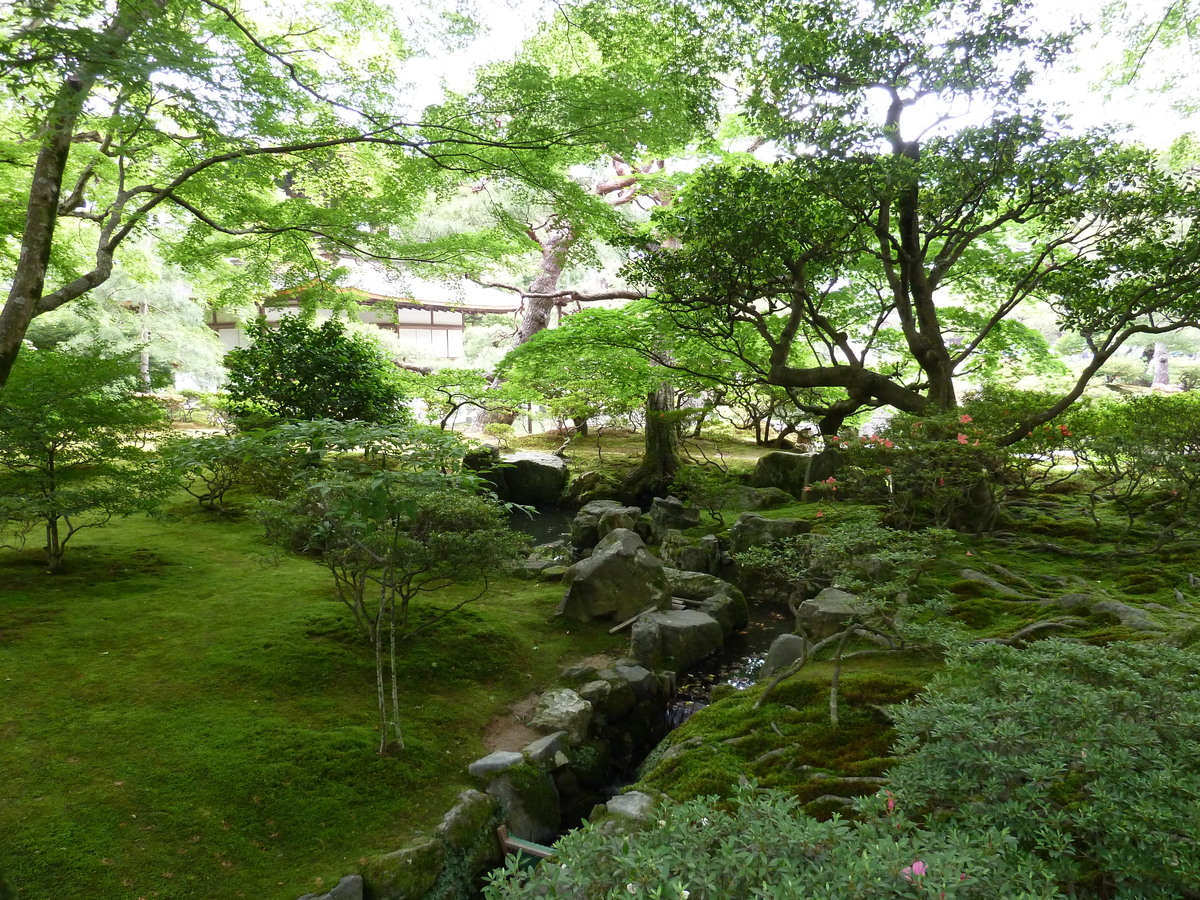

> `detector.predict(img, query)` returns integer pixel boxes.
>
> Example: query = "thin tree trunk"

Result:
[374,591,388,755]
[829,626,854,727]
[139,297,151,387]
[45,516,62,572]
[389,600,403,751]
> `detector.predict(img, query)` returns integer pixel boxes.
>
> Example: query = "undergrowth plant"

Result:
[735,511,960,719]
[485,782,1061,900]
[888,640,1200,898]
[1068,394,1200,548]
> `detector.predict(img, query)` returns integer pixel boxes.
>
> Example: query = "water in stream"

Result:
[508,507,575,546]
[668,596,794,726]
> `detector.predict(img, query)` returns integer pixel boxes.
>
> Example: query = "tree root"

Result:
[973,617,1089,647]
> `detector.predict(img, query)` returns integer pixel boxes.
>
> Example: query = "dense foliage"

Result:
[486,782,1060,899]
[223,316,408,427]
[890,640,1200,897]
[0,346,172,570]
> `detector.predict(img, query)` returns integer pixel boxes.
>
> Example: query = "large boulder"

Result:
[630,609,725,670]
[751,450,838,498]
[598,507,641,541]
[360,841,445,900]
[485,765,560,844]
[434,790,503,888]
[761,633,811,677]
[571,501,641,550]
[495,452,569,507]
[731,485,794,510]
[648,496,701,543]
[558,529,671,623]
[664,568,749,636]
[660,529,722,575]
[727,513,812,554]
[796,587,860,641]
[529,688,593,745]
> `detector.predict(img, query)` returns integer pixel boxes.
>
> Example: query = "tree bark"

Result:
[0,1,154,388]
[622,380,680,504]
[513,222,575,347]
[1153,341,1170,386]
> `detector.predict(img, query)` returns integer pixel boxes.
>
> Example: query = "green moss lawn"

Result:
[0,503,621,900]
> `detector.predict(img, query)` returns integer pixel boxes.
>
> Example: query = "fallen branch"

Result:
[608,605,658,634]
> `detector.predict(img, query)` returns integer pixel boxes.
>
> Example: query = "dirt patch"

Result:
[483,692,542,752]
[480,653,623,752]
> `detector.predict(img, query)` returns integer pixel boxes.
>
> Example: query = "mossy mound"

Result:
[636,669,924,818]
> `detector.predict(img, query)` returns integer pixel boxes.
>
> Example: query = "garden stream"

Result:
[509,509,796,783]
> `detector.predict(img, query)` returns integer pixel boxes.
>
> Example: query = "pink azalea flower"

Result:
[901,860,928,882]
[957,433,968,444]
[960,414,972,423]
[883,440,894,449]
[815,510,824,517]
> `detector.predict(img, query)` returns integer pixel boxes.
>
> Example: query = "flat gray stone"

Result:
[630,609,724,670]
[468,751,524,779]
[523,731,569,765]
[605,791,657,821]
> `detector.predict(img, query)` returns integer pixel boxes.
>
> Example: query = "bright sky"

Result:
[400,0,1198,151]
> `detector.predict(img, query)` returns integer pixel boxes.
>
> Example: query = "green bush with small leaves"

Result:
[888,640,1200,898]
[485,782,1060,900]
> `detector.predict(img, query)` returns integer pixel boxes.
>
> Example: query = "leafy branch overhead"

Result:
[621,0,1200,441]
[0,0,715,388]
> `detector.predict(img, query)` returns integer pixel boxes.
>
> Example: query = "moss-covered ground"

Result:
[631,473,1200,817]
[0,501,623,900]
[5,431,1198,898]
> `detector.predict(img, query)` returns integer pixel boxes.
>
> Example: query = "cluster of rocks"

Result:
[293,454,850,900]
[302,661,674,900]
[466,660,675,843]
[467,446,838,513]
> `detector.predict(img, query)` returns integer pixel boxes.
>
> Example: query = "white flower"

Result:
[627,883,637,894]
